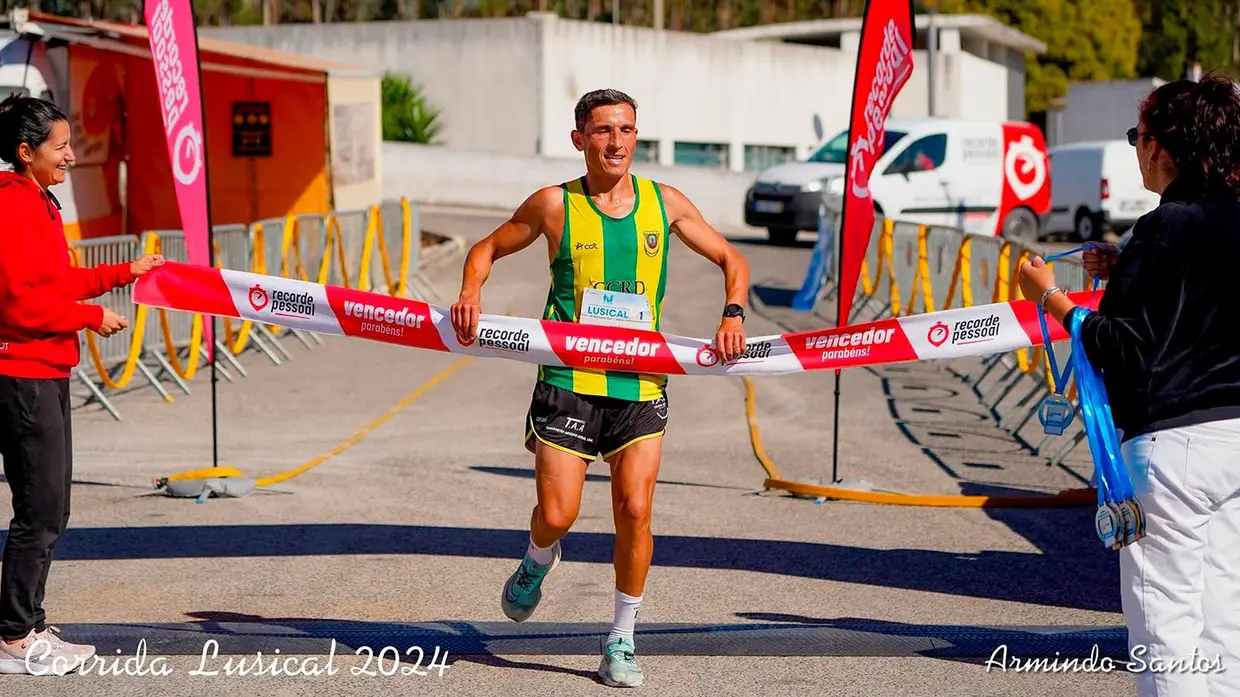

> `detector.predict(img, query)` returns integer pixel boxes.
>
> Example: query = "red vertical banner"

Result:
[836,0,916,329]
[144,0,214,354]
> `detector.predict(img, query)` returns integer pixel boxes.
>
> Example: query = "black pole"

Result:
[832,0,873,487]
[831,369,841,482]
[187,3,220,469]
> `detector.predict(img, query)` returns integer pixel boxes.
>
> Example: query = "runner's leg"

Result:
[505,382,598,622]
[595,394,666,687]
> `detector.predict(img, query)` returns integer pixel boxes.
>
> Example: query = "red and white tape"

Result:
[133,261,1100,376]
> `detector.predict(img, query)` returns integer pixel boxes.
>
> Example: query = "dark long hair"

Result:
[0,95,68,173]
[1139,73,1240,198]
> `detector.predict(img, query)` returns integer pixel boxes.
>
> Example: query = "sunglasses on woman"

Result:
[1127,127,1140,146]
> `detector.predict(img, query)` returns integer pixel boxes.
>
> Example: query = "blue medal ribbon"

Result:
[1033,245,1144,548]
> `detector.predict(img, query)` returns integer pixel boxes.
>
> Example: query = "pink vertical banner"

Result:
[144,0,214,354]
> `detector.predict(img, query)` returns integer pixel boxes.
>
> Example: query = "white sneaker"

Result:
[37,627,95,664]
[0,628,90,676]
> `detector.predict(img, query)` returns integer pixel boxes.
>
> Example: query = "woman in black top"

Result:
[1020,74,1240,697]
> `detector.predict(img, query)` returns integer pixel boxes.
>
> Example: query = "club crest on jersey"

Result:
[643,230,660,257]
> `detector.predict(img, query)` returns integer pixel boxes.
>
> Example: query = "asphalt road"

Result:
[0,207,1133,696]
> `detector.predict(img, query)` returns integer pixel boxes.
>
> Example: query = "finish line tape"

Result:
[133,261,1101,377]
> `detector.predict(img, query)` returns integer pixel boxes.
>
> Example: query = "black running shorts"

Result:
[524,381,668,460]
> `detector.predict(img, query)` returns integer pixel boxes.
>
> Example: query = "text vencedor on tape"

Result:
[133,261,1101,376]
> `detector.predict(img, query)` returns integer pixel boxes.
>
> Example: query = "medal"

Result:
[1038,394,1075,436]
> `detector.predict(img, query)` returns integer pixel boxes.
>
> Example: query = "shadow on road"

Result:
[724,234,816,249]
[732,612,1127,663]
[8,522,1115,612]
[742,288,1119,616]
[470,466,751,491]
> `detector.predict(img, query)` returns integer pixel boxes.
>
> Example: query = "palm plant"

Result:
[381,72,445,145]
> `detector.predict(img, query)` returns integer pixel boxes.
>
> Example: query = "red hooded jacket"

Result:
[0,171,135,379]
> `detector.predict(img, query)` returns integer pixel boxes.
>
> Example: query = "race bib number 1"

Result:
[579,288,653,332]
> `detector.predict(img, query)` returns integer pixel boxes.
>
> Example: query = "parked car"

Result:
[744,116,1053,245]
[1045,140,1160,241]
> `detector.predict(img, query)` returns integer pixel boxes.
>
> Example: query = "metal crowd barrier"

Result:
[68,198,429,421]
[811,206,1099,467]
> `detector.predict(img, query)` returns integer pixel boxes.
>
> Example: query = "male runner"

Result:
[450,88,750,687]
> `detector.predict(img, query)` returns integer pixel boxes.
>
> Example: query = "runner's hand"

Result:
[715,317,746,363]
[1082,243,1121,280]
[451,293,481,344]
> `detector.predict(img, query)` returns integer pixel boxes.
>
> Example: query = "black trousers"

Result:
[0,375,72,641]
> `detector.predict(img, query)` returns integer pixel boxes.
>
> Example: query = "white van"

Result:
[1045,140,1160,241]
[743,116,1053,244]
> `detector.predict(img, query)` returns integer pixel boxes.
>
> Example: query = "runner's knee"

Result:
[614,492,652,526]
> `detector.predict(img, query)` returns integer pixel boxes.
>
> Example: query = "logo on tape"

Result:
[696,341,773,368]
[260,288,316,320]
[566,335,661,369]
[932,314,1001,347]
[342,300,426,339]
[248,284,269,312]
[478,326,531,353]
[696,345,719,368]
[804,326,897,361]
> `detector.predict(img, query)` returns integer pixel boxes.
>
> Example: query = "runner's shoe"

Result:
[0,628,90,676]
[500,540,561,622]
[598,636,644,687]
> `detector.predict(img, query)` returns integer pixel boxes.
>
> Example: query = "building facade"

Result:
[206,12,1043,174]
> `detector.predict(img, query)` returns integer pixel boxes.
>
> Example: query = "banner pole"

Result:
[189,10,221,470]
[831,369,842,483]
[145,0,220,469]
[832,0,871,486]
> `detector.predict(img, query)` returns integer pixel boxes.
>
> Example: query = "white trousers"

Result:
[1119,416,1240,697]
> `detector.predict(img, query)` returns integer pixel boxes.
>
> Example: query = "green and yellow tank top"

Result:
[538,174,671,402]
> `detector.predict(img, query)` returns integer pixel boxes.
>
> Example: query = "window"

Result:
[883,133,947,175]
[808,129,907,164]
[633,139,659,164]
[673,141,728,168]
[744,145,796,171]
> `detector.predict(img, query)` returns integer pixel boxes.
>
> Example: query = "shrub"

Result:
[381,72,444,145]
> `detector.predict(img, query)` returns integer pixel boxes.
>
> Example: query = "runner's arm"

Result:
[660,184,750,310]
[457,186,559,301]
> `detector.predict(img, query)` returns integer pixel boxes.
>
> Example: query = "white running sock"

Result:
[526,536,556,565]
[607,590,643,645]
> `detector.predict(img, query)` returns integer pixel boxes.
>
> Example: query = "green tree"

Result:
[380,72,445,145]
[1135,0,1239,81]
[937,0,1143,115]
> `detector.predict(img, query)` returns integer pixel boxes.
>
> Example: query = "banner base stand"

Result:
[785,477,883,500]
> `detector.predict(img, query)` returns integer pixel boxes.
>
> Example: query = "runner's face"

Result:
[575,104,636,177]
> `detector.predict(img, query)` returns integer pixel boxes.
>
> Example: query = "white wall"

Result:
[1053,80,1163,146]
[383,141,760,232]
[203,20,543,158]
[207,17,1028,178]
[952,51,1010,122]
[533,14,853,169]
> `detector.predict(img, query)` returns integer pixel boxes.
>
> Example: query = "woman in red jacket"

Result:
[0,95,164,676]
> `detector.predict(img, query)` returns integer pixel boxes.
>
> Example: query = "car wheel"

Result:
[768,227,798,245]
[1073,209,1100,242]
[1000,207,1040,246]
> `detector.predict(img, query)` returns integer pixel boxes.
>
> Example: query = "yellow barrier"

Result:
[757,216,1097,507]
[69,199,424,418]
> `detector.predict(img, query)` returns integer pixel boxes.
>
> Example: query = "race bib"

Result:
[579,289,653,331]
